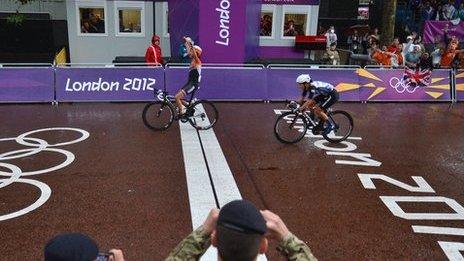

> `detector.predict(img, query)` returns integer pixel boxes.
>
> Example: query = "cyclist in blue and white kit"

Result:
[295,74,339,134]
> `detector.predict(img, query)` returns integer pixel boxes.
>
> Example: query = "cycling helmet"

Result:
[296,74,311,84]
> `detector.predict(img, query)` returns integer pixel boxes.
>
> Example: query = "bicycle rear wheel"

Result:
[142,101,175,131]
[322,110,353,143]
[274,112,308,144]
[187,100,218,130]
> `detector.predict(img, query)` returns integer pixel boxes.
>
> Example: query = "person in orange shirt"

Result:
[371,46,396,66]
[145,35,163,65]
[440,39,464,68]
[175,36,203,115]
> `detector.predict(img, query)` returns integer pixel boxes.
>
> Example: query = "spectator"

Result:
[441,39,464,67]
[81,20,97,34]
[387,37,400,53]
[90,14,104,33]
[371,46,396,66]
[325,26,338,48]
[405,45,422,68]
[422,1,435,21]
[456,3,464,20]
[145,35,163,66]
[431,47,444,68]
[179,36,192,63]
[443,0,456,20]
[370,27,380,43]
[396,43,405,66]
[166,200,317,260]
[323,42,340,65]
[347,29,362,54]
[260,15,272,36]
[44,233,124,261]
[284,20,298,36]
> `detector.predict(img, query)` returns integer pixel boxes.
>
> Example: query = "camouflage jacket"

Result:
[165,226,318,261]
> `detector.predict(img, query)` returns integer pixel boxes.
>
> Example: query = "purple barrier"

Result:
[267,68,360,101]
[358,69,451,101]
[456,70,464,101]
[0,67,54,103]
[55,67,164,102]
[165,67,267,100]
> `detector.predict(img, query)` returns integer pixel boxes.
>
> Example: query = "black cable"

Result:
[195,126,221,209]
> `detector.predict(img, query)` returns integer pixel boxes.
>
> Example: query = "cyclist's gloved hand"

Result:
[288,101,298,110]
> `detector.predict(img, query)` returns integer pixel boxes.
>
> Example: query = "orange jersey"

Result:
[440,50,457,67]
[190,55,202,69]
[395,51,403,65]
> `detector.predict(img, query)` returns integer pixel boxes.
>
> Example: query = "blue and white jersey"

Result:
[302,81,335,98]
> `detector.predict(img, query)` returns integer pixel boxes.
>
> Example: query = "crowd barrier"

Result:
[0,63,460,103]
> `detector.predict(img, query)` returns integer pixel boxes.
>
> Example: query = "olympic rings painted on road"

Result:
[0,127,89,221]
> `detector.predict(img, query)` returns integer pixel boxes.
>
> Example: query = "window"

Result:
[76,0,107,36]
[281,6,310,38]
[114,1,145,37]
[260,5,276,39]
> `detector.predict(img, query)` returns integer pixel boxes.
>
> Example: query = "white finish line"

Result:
[179,106,266,261]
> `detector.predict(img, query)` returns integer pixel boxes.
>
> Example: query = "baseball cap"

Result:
[44,233,99,261]
[217,200,267,235]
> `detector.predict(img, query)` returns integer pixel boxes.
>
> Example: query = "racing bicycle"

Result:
[142,89,218,131]
[274,102,353,143]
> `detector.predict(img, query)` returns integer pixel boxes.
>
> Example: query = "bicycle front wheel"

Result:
[142,101,175,131]
[187,100,219,130]
[274,112,308,144]
[322,110,353,143]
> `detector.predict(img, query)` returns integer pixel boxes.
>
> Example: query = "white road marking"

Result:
[179,105,266,261]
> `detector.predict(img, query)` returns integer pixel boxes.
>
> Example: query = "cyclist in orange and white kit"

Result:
[295,74,339,134]
[175,37,202,115]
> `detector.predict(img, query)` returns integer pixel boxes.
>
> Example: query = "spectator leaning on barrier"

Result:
[44,233,125,261]
[405,45,423,68]
[145,35,163,66]
[323,42,340,65]
[166,200,317,261]
[441,38,464,68]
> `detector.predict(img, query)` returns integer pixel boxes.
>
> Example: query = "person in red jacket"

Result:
[145,35,163,65]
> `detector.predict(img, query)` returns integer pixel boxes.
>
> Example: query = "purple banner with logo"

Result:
[199,0,248,63]
[267,68,360,101]
[0,67,54,103]
[262,0,319,4]
[358,69,451,101]
[456,70,464,101]
[165,66,267,100]
[423,21,464,44]
[55,67,165,102]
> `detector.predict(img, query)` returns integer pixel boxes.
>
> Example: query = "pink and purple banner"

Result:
[2,67,453,103]
[357,69,451,101]
[423,21,464,44]
[0,67,54,103]
[266,68,451,101]
[55,67,165,102]
[165,66,267,100]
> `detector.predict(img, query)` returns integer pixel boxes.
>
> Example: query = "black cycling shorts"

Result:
[314,90,339,110]
[181,69,200,94]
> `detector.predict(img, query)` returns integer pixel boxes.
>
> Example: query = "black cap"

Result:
[44,233,99,261]
[217,200,267,235]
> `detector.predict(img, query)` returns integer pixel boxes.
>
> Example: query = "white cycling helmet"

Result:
[296,74,311,84]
